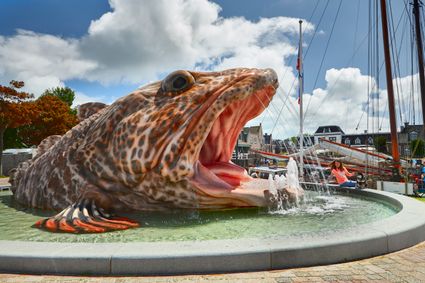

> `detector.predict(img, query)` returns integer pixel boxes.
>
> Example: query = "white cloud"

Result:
[23,75,64,96]
[0,0,420,140]
[393,73,423,125]
[72,91,106,108]
[0,0,313,97]
[79,0,312,84]
[255,67,421,139]
[0,30,97,93]
[302,68,374,134]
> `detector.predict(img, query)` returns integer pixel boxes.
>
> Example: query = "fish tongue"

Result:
[192,161,233,192]
[203,162,251,187]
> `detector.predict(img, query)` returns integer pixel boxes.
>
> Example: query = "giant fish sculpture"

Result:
[10,68,301,234]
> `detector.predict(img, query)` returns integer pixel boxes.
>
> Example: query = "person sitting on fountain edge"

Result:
[330,160,356,188]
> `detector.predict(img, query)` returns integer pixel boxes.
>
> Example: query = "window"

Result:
[345,138,351,145]
[329,137,336,142]
[409,131,418,141]
[368,137,373,145]
[355,137,361,145]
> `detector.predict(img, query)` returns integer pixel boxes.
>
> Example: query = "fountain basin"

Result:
[1,188,425,275]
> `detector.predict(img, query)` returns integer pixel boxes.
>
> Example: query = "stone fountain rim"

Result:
[1,188,425,276]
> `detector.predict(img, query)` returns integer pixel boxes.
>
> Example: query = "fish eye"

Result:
[161,70,195,93]
[172,76,187,89]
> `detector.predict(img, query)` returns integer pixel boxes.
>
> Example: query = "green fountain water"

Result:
[0,190,398,243]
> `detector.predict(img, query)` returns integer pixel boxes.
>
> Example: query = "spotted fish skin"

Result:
[10,68,278,214]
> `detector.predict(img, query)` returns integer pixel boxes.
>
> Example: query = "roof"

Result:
[400,124,424,134]
[242,124,263,135]
[314,125,345,135]
[249,125,261,134]
[343,132,391,138]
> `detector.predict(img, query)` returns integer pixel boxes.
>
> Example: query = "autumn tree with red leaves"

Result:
[19,94,79,146]
[0,80,35,175]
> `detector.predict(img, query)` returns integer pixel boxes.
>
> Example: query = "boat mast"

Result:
[379,0,400,168]
[298,20,304,178]
[413,0,425,127]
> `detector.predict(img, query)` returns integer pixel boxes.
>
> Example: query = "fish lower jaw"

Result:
[190,161,269,207]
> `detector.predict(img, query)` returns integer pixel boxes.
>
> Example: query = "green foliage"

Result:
[42,86,75,107]
[3,128,26,149]
[410,139,425,157]
[374,136,388,153]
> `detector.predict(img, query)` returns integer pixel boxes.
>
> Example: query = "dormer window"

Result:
[409,131,418,141]
[355,137,361,145]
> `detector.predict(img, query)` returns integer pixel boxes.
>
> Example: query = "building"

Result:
[313,125,344,144]
[263,133,273,152]
[273,139,285,154]
[342,133,391,148]
[398,122,425,157]
[291,135,314,151]
[312,125,391,150]
[232,123,274,168]
[245,125,263,150]
[311,123,424,157]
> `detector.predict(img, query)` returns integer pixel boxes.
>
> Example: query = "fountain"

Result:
[2,175,425,275]
[1,68,425,275]
[265,158,304,210]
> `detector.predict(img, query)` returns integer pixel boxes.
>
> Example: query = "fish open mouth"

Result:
[190,69,278,207]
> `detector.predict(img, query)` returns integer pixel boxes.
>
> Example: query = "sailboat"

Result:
[246,0,424,193]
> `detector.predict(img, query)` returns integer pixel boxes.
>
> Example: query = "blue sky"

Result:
[0,0,418,138]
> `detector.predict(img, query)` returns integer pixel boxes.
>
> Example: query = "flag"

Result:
[296,56,300,72]
[297,41,303,105]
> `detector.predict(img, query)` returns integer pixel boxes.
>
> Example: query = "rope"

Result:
[389,0,406,124]
[304,0,343,118]
[304,0,330,59]
[263,0,328,137]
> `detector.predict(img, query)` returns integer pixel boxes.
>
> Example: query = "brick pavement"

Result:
[2,241,425,282]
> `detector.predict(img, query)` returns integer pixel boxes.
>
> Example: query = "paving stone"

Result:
[5,241,425,282]
[321,275,339,281]
[365,264,387,273]
[276,272,297,278]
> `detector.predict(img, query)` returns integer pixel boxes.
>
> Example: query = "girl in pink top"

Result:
[330,160,356,187]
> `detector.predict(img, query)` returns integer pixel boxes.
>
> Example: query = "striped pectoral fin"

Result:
[34,200,139,234]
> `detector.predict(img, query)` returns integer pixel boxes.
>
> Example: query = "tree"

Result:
[0,80,35,175]
[4,128,26,149]
[19,95,79,146]
[410,139,425,158]
[42,86,75,107]
[42,86,77,115]
[374,136,388,154]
